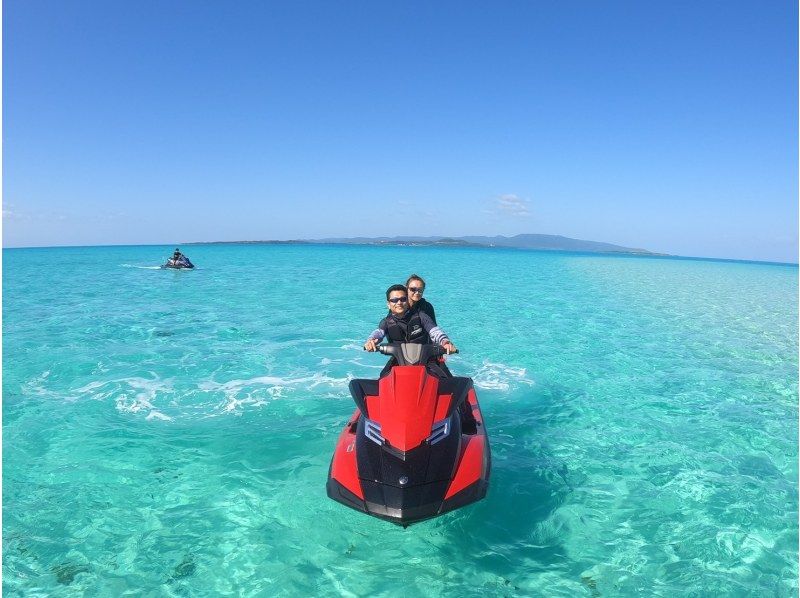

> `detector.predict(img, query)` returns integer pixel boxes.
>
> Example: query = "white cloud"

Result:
[93,211,126,222]
[0,205,71,223]
[492,194,531,217]
[3,203,17,220]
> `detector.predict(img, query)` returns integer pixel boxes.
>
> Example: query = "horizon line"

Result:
[3,240,797,267]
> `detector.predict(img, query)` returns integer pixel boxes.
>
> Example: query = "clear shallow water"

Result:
[3,244,797,596]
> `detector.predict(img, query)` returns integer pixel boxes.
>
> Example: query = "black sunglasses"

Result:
[388,297,408,304]
[408,287,424,293]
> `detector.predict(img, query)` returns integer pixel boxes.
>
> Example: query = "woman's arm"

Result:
[364,318,388,351]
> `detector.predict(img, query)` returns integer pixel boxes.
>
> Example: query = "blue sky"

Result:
[4,1,797,262]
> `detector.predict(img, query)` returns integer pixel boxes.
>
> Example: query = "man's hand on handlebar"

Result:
[364,338,378,352]
[442,342,457,354]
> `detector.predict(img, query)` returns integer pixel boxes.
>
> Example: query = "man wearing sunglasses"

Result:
[363,284,457,361]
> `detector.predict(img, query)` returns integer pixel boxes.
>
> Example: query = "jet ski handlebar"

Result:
[373,342,457,366]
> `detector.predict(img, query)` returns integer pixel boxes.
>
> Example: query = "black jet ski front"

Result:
[326,343,491,526]
[162,259,194,269]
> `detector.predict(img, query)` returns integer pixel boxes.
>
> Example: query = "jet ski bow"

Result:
[326,343,491,526]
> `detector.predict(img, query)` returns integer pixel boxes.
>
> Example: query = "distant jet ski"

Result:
[162,248,194,269]
[162,257,194,269]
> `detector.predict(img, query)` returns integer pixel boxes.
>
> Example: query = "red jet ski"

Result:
[326,343,491,526]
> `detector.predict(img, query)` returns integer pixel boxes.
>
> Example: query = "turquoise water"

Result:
[3,244,798,596]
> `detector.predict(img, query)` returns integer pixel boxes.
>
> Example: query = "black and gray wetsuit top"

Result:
[413,298,436,325]
[368,310,449,346]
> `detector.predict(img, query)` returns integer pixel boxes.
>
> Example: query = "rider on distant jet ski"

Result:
[164,248,194,269]
[364,284,456,378]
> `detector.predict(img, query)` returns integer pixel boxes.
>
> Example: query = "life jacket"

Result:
[384,311,428,344]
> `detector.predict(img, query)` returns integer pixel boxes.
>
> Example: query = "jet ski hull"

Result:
[327,377,490,526]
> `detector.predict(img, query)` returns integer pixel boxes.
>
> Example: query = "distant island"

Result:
[192,234,661,255]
